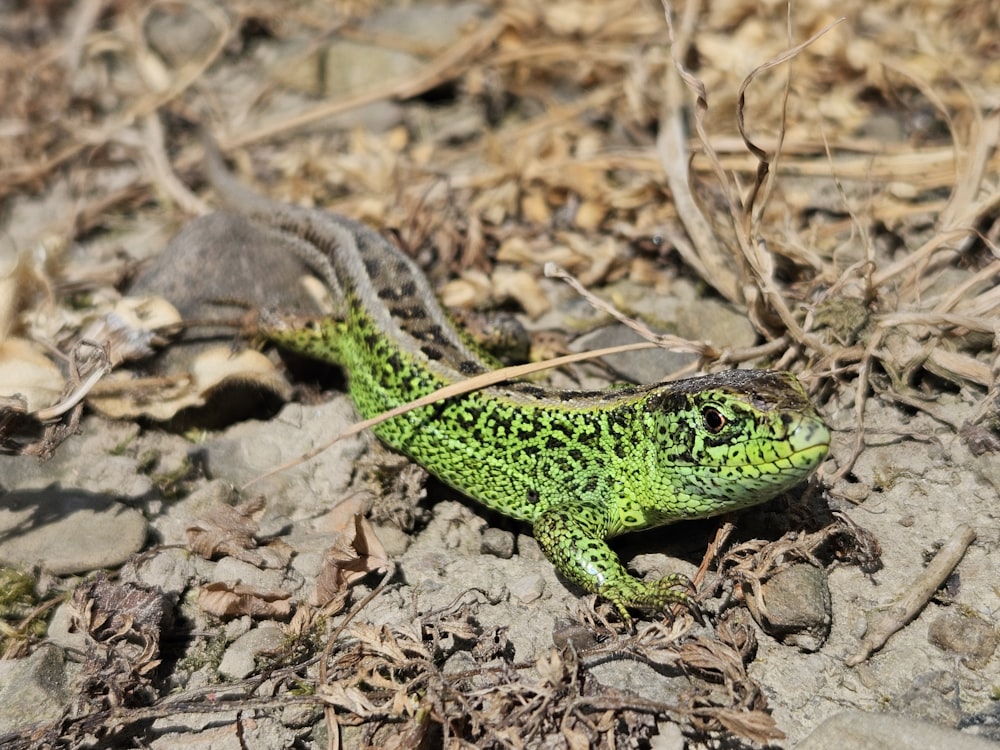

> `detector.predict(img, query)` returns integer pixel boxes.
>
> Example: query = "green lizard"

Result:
[203,139,831,618]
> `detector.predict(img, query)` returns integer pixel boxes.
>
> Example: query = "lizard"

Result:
[201,136,831,619]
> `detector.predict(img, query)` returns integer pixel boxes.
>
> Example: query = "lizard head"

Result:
[640,370,830,519]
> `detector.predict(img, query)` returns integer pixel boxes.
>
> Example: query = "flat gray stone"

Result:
[150,710,298,750]
[202,399,366,521]
[0,488,147,575]
[218,625,287,680]
[797,709,998,750]
[572,324,697,385]
[0,644,72,735]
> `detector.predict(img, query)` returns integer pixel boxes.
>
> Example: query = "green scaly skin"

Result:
[205,142,831,618]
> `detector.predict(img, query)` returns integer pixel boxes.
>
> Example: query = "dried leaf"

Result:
[68,574,169,706]
[318,681,379,715]
[313,492,369,535]
[713,707,785,743]
[310,513,391,608]
[535,649,569,687]
[492,267,550,318]
[562,719,591,750]
[77,296,182,366]
[349,623,406,663]
[186,495,290,568]
[677,636,746,680]
[87,345,292,420]
[0,338,65,412]
[197,581,293,620]
[70,574,168,646]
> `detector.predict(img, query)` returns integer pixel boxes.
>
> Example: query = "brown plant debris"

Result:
[717,515,884,600]
[186,494,293,569]
[68,574,170,708]
[310,513,391,613]
[313,599,784,747]
[197,580,294,621]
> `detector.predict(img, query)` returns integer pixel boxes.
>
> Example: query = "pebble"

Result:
[928,610,998,665]
[649,721,685,750]
[890,670,962,728]
[211,556,304,598]
[744,563,832,652]
[144,4,220,67]
[480,527,516,559]
[0,488,147,575]
[0,644,74,734]
[508,572,546,605]
[274,2,487,99]
[797,709,998,750]
[218,625,287,680]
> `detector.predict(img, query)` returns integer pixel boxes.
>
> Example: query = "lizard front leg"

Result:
[532,499,693,620]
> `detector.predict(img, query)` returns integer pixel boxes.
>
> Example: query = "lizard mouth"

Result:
[784,415,831,454]
[745,415,831,474]
[703,414,831,473]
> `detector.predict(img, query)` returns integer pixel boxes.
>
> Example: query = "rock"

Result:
[566,274,757,385]
[45,600,88,654]
[481,527,515,559]
[797,709,997,750]
[590,659,688,708]
[0,488,147,575]
[928,609,998,666]
[273,2,489,98]
[202,399,366,521]
[0,644,73,734]
[0,417,153,498]
[890,670,962,728]
[744,563,832,651]
[123,547,200,597]
[218,625,287,680]
[281,702,320,729]
[143,4,221,67]
[130,212,320,327]
[151,711,298,750]
[571,324,697,385]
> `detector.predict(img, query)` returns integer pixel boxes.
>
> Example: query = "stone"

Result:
[0,645,73,734]
[744,563,832,651]
[797,709,998,750]
[218,625,287,680]
[0,488,147,575]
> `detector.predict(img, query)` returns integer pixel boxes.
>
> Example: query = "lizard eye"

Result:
[702,406,726,433]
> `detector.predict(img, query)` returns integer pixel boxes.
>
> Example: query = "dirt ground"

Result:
[0,1,998,748]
